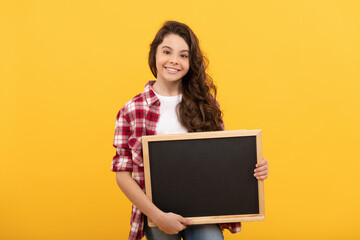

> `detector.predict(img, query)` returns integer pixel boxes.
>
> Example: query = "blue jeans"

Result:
[144,223,224,240]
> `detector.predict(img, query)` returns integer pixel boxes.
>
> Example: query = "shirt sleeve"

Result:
[111,108,133,172]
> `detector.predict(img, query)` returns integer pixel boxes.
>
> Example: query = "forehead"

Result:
[159,33,189,50]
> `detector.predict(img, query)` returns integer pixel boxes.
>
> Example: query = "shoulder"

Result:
[116,81,158,121]
[117,92,147,120]
[124,92,146,109]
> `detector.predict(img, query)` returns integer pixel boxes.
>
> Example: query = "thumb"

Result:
[179,217,193,226]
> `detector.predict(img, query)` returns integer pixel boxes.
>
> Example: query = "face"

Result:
[155,33,190,84]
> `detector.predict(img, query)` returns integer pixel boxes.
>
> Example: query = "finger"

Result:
[159,227,171,235]
[254,169,268,176]
[178,215,193,225]
[180,223,187,231]
[183,219,193,225]
[255,159,268,168]
[175,222,187,233]
[254,171,268,179]
[254,165,268,173]
[255,174,268,180]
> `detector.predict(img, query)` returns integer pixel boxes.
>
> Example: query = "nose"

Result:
[169,55,179,64]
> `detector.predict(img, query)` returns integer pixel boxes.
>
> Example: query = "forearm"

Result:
[116,171,163,222]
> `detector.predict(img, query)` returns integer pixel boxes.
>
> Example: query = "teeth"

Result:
[166,67,178,72]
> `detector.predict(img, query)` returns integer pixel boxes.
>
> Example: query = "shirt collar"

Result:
[143,81,159,106]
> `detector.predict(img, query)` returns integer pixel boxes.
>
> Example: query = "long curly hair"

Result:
[148,21,223,132]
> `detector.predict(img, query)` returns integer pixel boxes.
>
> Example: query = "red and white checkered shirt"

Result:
[112,81,241,240]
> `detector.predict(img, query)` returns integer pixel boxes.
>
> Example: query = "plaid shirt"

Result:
[112,81,241,240]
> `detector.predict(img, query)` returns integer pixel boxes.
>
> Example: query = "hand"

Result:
[153,212,193,235]
[254,158,269,180]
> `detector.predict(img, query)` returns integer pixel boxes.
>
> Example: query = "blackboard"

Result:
[142,130,265,226]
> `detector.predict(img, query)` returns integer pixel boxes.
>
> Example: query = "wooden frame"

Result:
[142,129,265,227]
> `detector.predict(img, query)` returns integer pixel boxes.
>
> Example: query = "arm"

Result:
[112,108,192,234]
[116,171,192,234]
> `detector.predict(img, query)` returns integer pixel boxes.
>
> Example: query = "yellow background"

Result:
[1,0,359,239]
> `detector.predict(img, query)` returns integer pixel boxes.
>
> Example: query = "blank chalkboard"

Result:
[142,130,264,226]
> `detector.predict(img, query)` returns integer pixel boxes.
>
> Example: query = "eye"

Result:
[181,54,189,58]
[163,50,170,54]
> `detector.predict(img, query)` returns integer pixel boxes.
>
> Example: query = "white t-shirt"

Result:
[153,91,188,135]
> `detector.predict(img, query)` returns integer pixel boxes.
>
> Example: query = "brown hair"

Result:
[149,21,223,132]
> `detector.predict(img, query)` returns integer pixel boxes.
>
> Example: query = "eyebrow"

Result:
[162,46,189,53]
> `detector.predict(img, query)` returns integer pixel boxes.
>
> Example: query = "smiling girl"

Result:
[112,21,269,240]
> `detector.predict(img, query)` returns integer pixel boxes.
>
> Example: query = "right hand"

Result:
[153,212,193,235]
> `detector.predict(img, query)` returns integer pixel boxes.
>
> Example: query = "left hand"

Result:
[254,158,268,180]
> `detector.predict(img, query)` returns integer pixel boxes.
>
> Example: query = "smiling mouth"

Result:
[164,67,180,72]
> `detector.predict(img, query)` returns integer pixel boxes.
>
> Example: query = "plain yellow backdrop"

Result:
[1,0,359,239]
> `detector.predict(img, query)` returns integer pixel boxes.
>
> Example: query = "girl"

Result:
[112,21,269,240]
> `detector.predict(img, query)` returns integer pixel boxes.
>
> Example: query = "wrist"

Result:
[148,208,165,225]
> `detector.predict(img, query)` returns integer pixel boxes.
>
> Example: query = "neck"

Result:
[152,79,182,96]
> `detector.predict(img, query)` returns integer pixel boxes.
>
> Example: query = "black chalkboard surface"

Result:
[142,130,265,226]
